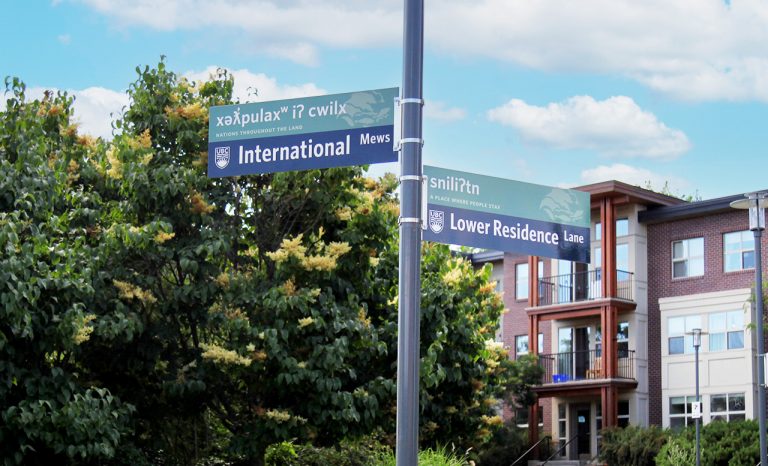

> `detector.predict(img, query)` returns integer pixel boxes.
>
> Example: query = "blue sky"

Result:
[3,0,768,200]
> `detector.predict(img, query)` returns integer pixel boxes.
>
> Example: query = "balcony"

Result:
[538,269,634,306]
[538,349,636,384]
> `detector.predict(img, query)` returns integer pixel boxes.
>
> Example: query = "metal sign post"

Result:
[396,0,424,464]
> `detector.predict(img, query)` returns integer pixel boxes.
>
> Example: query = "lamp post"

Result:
[690,328,703,466]
[731,191,768,466]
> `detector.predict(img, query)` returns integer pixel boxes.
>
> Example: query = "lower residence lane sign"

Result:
[423,165,591,262]
[208,87,398,177]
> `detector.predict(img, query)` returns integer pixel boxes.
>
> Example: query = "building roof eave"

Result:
[638,192,766,224]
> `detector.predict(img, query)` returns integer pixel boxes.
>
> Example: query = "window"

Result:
[618,400,630,428]
[616,218,629,237]
[709,311,745,351]
[594,219,628,239]
[557,260,573,303]
[515,334,543,359]
[669,395,696,430]
[711,393,746,422]
[515,406,544,428]
[591,247,603,298]
[672,238,704,278]
[516,263,529,300]
[596,404,603,451]
[592,243,630,282]
[617,243,630,281]
[668,315,702,354]
[617,322,629,357]
[724,231,755,272]
[558,403,567,455]
[515,261,543,300]
[593,247,602,271]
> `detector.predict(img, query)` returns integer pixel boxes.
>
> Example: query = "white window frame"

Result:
[515,333,543,359]
[669,395,696,430]
[557,403,567,456]
[616,218,629,237]
[618,400,630,428]
[516,263,529,300]
[723,230,755,272]
[668,315,702,355]
[710,392,746,422]
[515,405,544,429]
[709,310,745,351]
[672,237,704,279]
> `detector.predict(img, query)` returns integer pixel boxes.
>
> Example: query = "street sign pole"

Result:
[396,0,424,465]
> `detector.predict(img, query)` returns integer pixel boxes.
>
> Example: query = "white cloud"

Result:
[424,100,466,122]
[184,66,325,102]
[71,87,129,138]
[22,86,128,139]
[78,0,400,66]
[579,163,691,193]
[57,34,71,45]
[429,0,768,102]
[77,0,768,101]
[487,95,691,159]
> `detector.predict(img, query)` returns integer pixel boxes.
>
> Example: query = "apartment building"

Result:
[641,194,766,429]
[473,182,767,462]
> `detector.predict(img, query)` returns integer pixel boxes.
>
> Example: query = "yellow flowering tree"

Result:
[0,79,134,465]
[1,61,540,466]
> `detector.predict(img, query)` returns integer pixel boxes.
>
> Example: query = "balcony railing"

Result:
[538,349,636,384]
[538,269,633,306]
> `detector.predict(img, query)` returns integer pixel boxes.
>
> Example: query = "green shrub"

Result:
[655,436,694,466]
[264,437,391,466]
[599,425,667,466]
[264,441,298,465]
[474,423,531,466]
[658,420,759,466]
[375,445,471,466]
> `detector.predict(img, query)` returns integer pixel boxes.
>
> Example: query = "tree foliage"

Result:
[0,79,133,465]
[656,420,759,466]
[599,425,667,466]
[1,60,535,465]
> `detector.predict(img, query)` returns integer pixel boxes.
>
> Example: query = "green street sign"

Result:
[424,165,591,262]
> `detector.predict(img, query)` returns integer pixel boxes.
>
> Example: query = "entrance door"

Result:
[576,406,591,458]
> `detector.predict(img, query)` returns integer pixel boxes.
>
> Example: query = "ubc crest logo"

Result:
[428,210,445,234]
[215,147,230,169]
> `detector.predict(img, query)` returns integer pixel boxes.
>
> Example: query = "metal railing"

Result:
[538,269,634,306]
[511,435,552,466]
[538,349,636,383]
[540,433,579,465]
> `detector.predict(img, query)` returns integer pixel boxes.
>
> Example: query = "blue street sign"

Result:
[208,87,398,177]
[423,165,591,262]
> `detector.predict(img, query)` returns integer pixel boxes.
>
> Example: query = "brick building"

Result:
[472,182,768,462]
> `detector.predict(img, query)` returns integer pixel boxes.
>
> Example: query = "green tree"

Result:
[2,61,539,465]
[0,80,133,465]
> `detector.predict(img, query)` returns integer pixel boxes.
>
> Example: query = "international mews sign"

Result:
[208,88,399,177]
[423,165,591,262]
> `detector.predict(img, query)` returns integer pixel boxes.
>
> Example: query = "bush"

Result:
[474,423,530,466]
[599,425,667,466]
[655,436,694,466]
[264,438,390,466]
[265,441,471,466]
[658,420,759,466]
[375,445,471,466]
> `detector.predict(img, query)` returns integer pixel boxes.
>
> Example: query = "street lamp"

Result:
[688,328,704,466]
[731,191,768,466]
